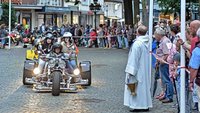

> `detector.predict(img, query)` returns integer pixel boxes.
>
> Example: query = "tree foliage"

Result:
[156,0,198,14]
[0,3,16,27]
[123,0,133,25]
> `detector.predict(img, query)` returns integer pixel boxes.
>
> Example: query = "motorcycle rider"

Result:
[47,43,65,58]
[46,43,74,74]
[37,32,54,74]
[39,32,54,53]
[61,32,78,68]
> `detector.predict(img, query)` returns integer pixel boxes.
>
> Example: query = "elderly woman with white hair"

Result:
[189,27,200,112]
[154,27,174,103]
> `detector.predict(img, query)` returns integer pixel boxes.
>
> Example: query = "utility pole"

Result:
[8,0,11,49]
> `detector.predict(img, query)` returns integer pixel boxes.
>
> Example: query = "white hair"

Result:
[154,27,166,36]
[197,27,200,38]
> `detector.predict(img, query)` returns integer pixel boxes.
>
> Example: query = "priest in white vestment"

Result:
[124,25,152,112]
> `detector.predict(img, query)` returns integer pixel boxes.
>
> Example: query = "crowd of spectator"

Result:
[152,19,200,112]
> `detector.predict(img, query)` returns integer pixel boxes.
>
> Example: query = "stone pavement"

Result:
[0,48,198,113]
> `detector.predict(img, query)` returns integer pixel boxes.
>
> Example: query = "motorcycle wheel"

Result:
[80,61,91,86]
[23,67,29,85]
[52,71,61,96]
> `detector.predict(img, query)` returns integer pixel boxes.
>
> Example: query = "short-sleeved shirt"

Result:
[190,36,199,53]
[189,47,200,69]
[156,36,171,57]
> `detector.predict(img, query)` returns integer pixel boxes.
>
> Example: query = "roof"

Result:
[104,0,123,3]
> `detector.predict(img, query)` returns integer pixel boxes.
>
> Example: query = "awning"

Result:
[42,6,78,13]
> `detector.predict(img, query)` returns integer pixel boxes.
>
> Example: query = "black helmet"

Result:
[45,32,53,40]
[52,43,63,52]
[52,30,59,37]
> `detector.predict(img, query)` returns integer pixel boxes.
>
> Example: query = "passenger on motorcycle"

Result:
[61,32,78,68]
[47,43,65,57]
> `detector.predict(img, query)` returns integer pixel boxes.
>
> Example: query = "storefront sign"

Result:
[43,6,71,13]
[22,13,31,18]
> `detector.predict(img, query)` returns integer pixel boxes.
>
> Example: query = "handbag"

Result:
[126,73,138,96]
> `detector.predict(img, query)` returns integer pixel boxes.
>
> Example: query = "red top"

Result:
[190,36,199,53]
[90,31,97,41]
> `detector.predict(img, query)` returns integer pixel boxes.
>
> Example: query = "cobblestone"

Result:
[0,48,193,113]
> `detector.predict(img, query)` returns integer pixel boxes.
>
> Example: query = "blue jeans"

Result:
[123,37,129,48]
[99,38,105,47]
[159,63,173,100]
[175,75,190,112]
[1,38,6,45]
[70,60,77,68]
[117,35,122,48]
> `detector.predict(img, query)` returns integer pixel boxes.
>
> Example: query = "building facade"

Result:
[0,0,105,30]
[104,0,123,26]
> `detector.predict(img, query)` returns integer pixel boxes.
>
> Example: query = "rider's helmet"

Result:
[62,32,73,44]
[45,32,53,40]
[63,32,72,37]
[52,30,58,37]
[57,28,61,33]
[52,43,63,52]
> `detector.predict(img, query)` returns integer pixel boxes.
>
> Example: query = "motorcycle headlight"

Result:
[49,59,56,68]
[59,60,66,68]
[73,68,80,76]
[33,68,40,75]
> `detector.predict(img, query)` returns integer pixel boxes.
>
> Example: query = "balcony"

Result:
[0,0,37,5]
[1,0,62,6]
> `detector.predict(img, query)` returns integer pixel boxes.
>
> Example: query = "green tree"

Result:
[141,0,148,26]
[123,0,133,26]
[0,3,16,27]
[156,0,198,14]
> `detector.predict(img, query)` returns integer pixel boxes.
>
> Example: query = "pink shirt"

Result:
[156,36,171,57]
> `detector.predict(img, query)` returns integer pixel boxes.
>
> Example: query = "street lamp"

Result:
[89,0,101,30]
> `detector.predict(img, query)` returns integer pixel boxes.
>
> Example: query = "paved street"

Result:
[0,47,179,113]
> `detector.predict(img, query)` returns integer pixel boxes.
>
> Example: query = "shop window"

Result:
[73,15,79,24]
[57,15,62,27]
[63,14,71,24]
[46,15,53,26]
[100,15,104,24]
[22,13,31,29]
[38,14,44,27]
